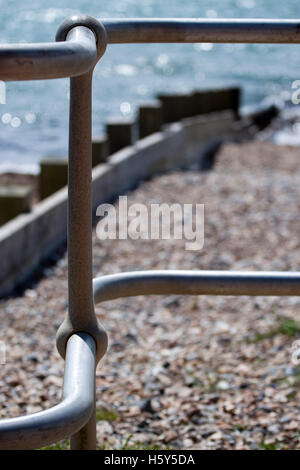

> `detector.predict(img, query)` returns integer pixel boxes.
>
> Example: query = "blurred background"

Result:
[0,0,299,172]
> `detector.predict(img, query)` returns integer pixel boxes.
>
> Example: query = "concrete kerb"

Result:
[0,187,68,295]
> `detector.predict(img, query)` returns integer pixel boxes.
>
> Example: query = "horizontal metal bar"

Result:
[0,18,299,81]
[93,270,300,303]
[0,26,97,81]
[102,18,300,44]
[0,332,95,450]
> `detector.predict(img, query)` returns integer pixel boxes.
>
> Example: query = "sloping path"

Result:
[1,141,300,450]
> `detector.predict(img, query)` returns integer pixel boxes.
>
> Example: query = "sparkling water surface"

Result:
[0,0,299,172]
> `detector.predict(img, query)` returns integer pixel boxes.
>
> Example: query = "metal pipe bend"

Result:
[93,270,300,304]
[0,28,97,81]
[0,17,106,81]
[0,333,96,450]
[56,15,107,60]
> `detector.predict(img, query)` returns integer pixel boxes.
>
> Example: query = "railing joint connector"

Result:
[56,320,108,365]
[56,14,107,62]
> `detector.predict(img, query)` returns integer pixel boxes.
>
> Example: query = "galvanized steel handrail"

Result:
[0,28,96,81]
[1,17,300,81]
[0,14,299,450]
[102,18,300,44]
[0,16,108,450]
[0,333,96,450]
[0,29,98,81]
[93,271,300,304]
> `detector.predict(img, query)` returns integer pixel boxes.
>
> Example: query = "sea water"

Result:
[0,0,299,172]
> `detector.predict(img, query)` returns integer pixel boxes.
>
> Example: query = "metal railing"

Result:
[0,15,300,450]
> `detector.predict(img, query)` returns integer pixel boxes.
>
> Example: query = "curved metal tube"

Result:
[0,332,96,450]
[0,26,98,81]
[93,270,300,304]
[102,18,300,44]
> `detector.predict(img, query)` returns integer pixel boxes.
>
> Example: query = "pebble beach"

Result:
[0,140,300,450]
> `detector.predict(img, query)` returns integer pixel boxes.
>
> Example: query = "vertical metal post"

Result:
[55,19,108,449]
[68,71,96,450]
[56,21,108,367]
[68,72,95,340]
[70,380,97,450]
